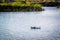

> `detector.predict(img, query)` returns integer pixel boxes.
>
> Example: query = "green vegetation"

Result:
[0,0,59,12]
[29,4,42,11]
[0,2,43,12]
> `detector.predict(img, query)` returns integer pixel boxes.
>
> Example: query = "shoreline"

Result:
[0,3,43,12]
[0,6,43,12]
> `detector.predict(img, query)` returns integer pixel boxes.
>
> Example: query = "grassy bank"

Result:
[0,2,43,12]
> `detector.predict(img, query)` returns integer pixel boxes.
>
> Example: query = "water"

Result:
[0,7,60,40]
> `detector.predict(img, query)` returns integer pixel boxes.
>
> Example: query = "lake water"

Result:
[0,7,60,40]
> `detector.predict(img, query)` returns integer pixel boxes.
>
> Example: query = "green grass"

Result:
[0,2,42,7]
[0,2,43,12]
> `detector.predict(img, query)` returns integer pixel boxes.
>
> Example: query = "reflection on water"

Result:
[0,7,60,40]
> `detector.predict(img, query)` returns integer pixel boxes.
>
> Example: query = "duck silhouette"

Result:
[31,26,41,29]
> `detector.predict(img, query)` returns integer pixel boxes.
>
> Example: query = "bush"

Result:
[30,4,42,7]
[29,4,42,9]
[0,2,43,11]
[0,3,8,6]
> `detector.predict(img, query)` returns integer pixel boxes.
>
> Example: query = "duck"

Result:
[31,26,41,29]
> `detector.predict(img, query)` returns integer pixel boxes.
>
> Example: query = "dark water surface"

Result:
[0,7,60,40]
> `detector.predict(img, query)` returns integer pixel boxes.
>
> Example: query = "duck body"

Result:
[31,26,41,29]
